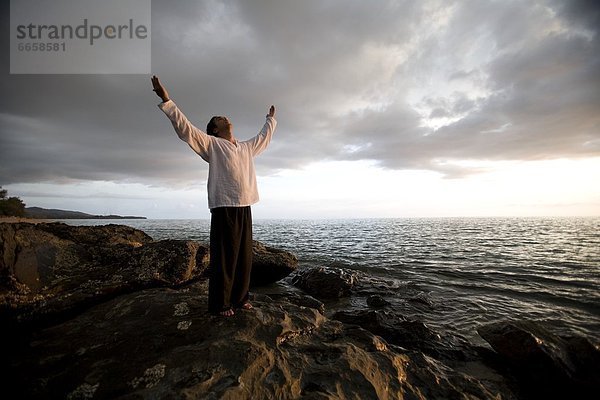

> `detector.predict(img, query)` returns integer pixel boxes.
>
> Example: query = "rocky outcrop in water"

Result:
[0,222,296,327]
[332,309,476,363]
[3,222,598,399]
[290,264,358,299]
[251,240,298,286]
[478,320,600,399]
[8,280,515,400]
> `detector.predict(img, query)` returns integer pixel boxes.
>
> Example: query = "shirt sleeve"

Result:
[245,116,277,157]
[158,100,211,161]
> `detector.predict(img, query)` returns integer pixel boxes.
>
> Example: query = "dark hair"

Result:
[206,117,219,137]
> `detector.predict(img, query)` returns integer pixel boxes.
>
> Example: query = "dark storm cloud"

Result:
[320,0,600,176]
[1,0,598,186]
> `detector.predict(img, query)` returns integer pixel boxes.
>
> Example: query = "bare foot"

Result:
[241,302,253,310]
[219,308,235,317]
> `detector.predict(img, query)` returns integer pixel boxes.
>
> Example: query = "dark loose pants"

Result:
[208,206,253,313]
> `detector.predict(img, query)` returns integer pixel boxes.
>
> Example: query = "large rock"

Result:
[250,240,298,287]
[367,294,391,308]
[0,222,209,326]
[290,264,358,299]
[332,309,476,363]
[6,281,514,399]
[478,320,600,398]
[0,223,301,327]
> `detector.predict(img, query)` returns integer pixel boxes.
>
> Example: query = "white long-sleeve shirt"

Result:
[158,100,277,209]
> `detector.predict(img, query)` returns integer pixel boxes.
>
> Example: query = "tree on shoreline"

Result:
[0,186,26,217]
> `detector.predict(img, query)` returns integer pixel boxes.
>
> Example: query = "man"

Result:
[151,75,277,317]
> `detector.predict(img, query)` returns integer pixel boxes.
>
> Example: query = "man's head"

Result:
[207,116,232,138]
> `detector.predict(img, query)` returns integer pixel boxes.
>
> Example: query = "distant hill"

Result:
[25,207,147,220]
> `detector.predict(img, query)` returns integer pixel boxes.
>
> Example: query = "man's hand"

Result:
[267,105,276,118]
[151,75,170,103]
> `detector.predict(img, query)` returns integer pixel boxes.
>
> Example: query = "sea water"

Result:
[64,217,600,342]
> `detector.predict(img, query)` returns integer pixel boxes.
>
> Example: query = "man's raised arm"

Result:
[151,75,170,103]
[151,75,211,160]
[247,105,277,156]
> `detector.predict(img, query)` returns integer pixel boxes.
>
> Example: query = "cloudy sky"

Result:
[1,0,599,219]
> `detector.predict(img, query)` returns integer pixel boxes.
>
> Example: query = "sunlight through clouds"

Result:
[255,158,600,219]
[1,0,598,218]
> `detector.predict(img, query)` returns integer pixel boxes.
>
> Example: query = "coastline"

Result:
[2,221,598,399]
[0,216,56,224]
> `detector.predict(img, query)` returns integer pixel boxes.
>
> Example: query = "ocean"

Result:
[63,217,600,343]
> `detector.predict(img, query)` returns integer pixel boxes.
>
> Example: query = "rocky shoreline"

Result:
[2,222,598,399]
[0,216,55,224]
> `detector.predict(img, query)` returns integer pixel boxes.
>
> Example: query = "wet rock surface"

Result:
[478,320,600,398]
[367,294,391,308]
[332,309,476,363]
[290,264,358,299]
